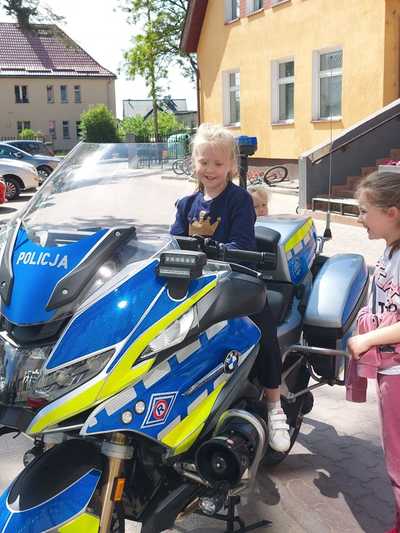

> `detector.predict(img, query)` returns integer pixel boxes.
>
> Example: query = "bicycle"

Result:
[247,165,289,187]
[172,156,193,176]
[263,165,289,186]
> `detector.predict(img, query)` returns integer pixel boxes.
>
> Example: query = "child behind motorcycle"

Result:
[248,184,269,217]
[170,123,290,453]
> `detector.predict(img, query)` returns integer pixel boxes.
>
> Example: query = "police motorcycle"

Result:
[0,143,369,532]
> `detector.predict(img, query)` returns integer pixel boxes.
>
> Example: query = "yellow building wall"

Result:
[384,0,400,104]
[0,77,116,150]
[197,0,395,159]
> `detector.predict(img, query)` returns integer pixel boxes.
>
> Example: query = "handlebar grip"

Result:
[222,248,276,268]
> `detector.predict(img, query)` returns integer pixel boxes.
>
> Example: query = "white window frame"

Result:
[47,84,54,104]
[222,70,240,127]
[62,120,70,139]
[60,85,68,104]
[247,0,263,14]
[15,85,28,104]
[271,57,294,124]
[271,0,288,6]
[74,85,81,104]
[312,47,343,121]
[224,0,240,22]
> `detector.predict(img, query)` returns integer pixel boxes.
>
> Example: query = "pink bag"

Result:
[346,306,400,402]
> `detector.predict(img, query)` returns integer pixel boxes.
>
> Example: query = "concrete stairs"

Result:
[312,148,400,217]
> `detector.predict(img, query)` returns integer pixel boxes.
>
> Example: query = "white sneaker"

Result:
[267,408,290,452]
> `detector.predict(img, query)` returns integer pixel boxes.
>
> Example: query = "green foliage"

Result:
[18,128,40,140]
[119,115,152,139]
[120,0,196,138]
[157,112,185,136]
[80,105,121,143]
[119,112,185,140]
[1,0,65,26]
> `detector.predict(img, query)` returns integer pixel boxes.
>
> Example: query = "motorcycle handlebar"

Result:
[219,247,276,268]
[174,236,277,269]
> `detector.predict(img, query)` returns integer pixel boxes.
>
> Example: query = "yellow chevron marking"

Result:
[284,218,313,253]
[29,278,217,434]
[161,382,226,454]
[98,279,217,400]
[58,512,99,532]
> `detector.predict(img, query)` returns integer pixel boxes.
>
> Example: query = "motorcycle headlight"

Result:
[139,308,195,360]
[33,348,115,402]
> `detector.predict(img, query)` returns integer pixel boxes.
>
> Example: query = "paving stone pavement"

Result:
[0,183,395,532]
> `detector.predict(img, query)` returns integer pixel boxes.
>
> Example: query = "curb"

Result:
[269,186,299,196]
[161,174,189,181]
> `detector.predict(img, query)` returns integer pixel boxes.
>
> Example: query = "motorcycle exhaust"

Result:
[195,410,266,487]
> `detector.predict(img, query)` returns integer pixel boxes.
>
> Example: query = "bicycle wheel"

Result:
[182,158,193,176]
[172,160,185,175]
[263,165,288,186]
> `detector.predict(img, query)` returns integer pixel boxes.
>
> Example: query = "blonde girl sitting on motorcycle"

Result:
[170,123,290,453]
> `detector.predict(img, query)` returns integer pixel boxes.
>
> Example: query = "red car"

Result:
[0,178,7,204]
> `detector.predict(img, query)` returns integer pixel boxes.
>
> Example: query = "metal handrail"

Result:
[312,111,400,164]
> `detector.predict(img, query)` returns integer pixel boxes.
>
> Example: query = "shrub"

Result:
[119,115,152,141]
[80,104,120,142]
[18,128,41,140]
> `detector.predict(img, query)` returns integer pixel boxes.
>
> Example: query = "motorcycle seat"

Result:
[255,226,280,257]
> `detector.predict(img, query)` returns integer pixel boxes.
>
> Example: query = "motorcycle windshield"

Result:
[20,142,191,238]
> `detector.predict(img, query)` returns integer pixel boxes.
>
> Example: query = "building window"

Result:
[224,0,239,22]
[15,85,28,104]
[76,121,81,139]
[223,70,240,126]
[74,85,81,104]
[271,0,287,5]
[47,85,54,103]
[272,59,294,123]
[62,120,70,139]
[60,85,68,103]
[313,48,343,120]
[49,120,56,140]
[17,121,31,134]
[248,0,263,13]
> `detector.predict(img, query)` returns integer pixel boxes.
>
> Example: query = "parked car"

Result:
[0,159,39,200]
[5,139,55,157]
[0,178,6,205]
[0,143,60,183]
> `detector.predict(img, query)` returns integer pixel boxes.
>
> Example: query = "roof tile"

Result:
[0,22,116,78]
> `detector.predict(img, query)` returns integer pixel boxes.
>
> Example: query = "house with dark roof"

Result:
[123,97,198,129]
[0,22,116,150]
[181,0,400,162]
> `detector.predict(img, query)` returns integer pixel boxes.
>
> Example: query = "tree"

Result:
[156,111,185,136]
[119,111,185,141]
[80,105,120,143]
[120,0,196,140]
[1,0,65,26]
[119,115,152,141]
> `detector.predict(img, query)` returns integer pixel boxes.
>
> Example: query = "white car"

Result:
[0,159,39,200]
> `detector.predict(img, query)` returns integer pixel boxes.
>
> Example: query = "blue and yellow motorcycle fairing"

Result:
[0,200,266,532]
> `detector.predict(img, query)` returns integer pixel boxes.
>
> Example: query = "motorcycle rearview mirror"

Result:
[157,251,207,299]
